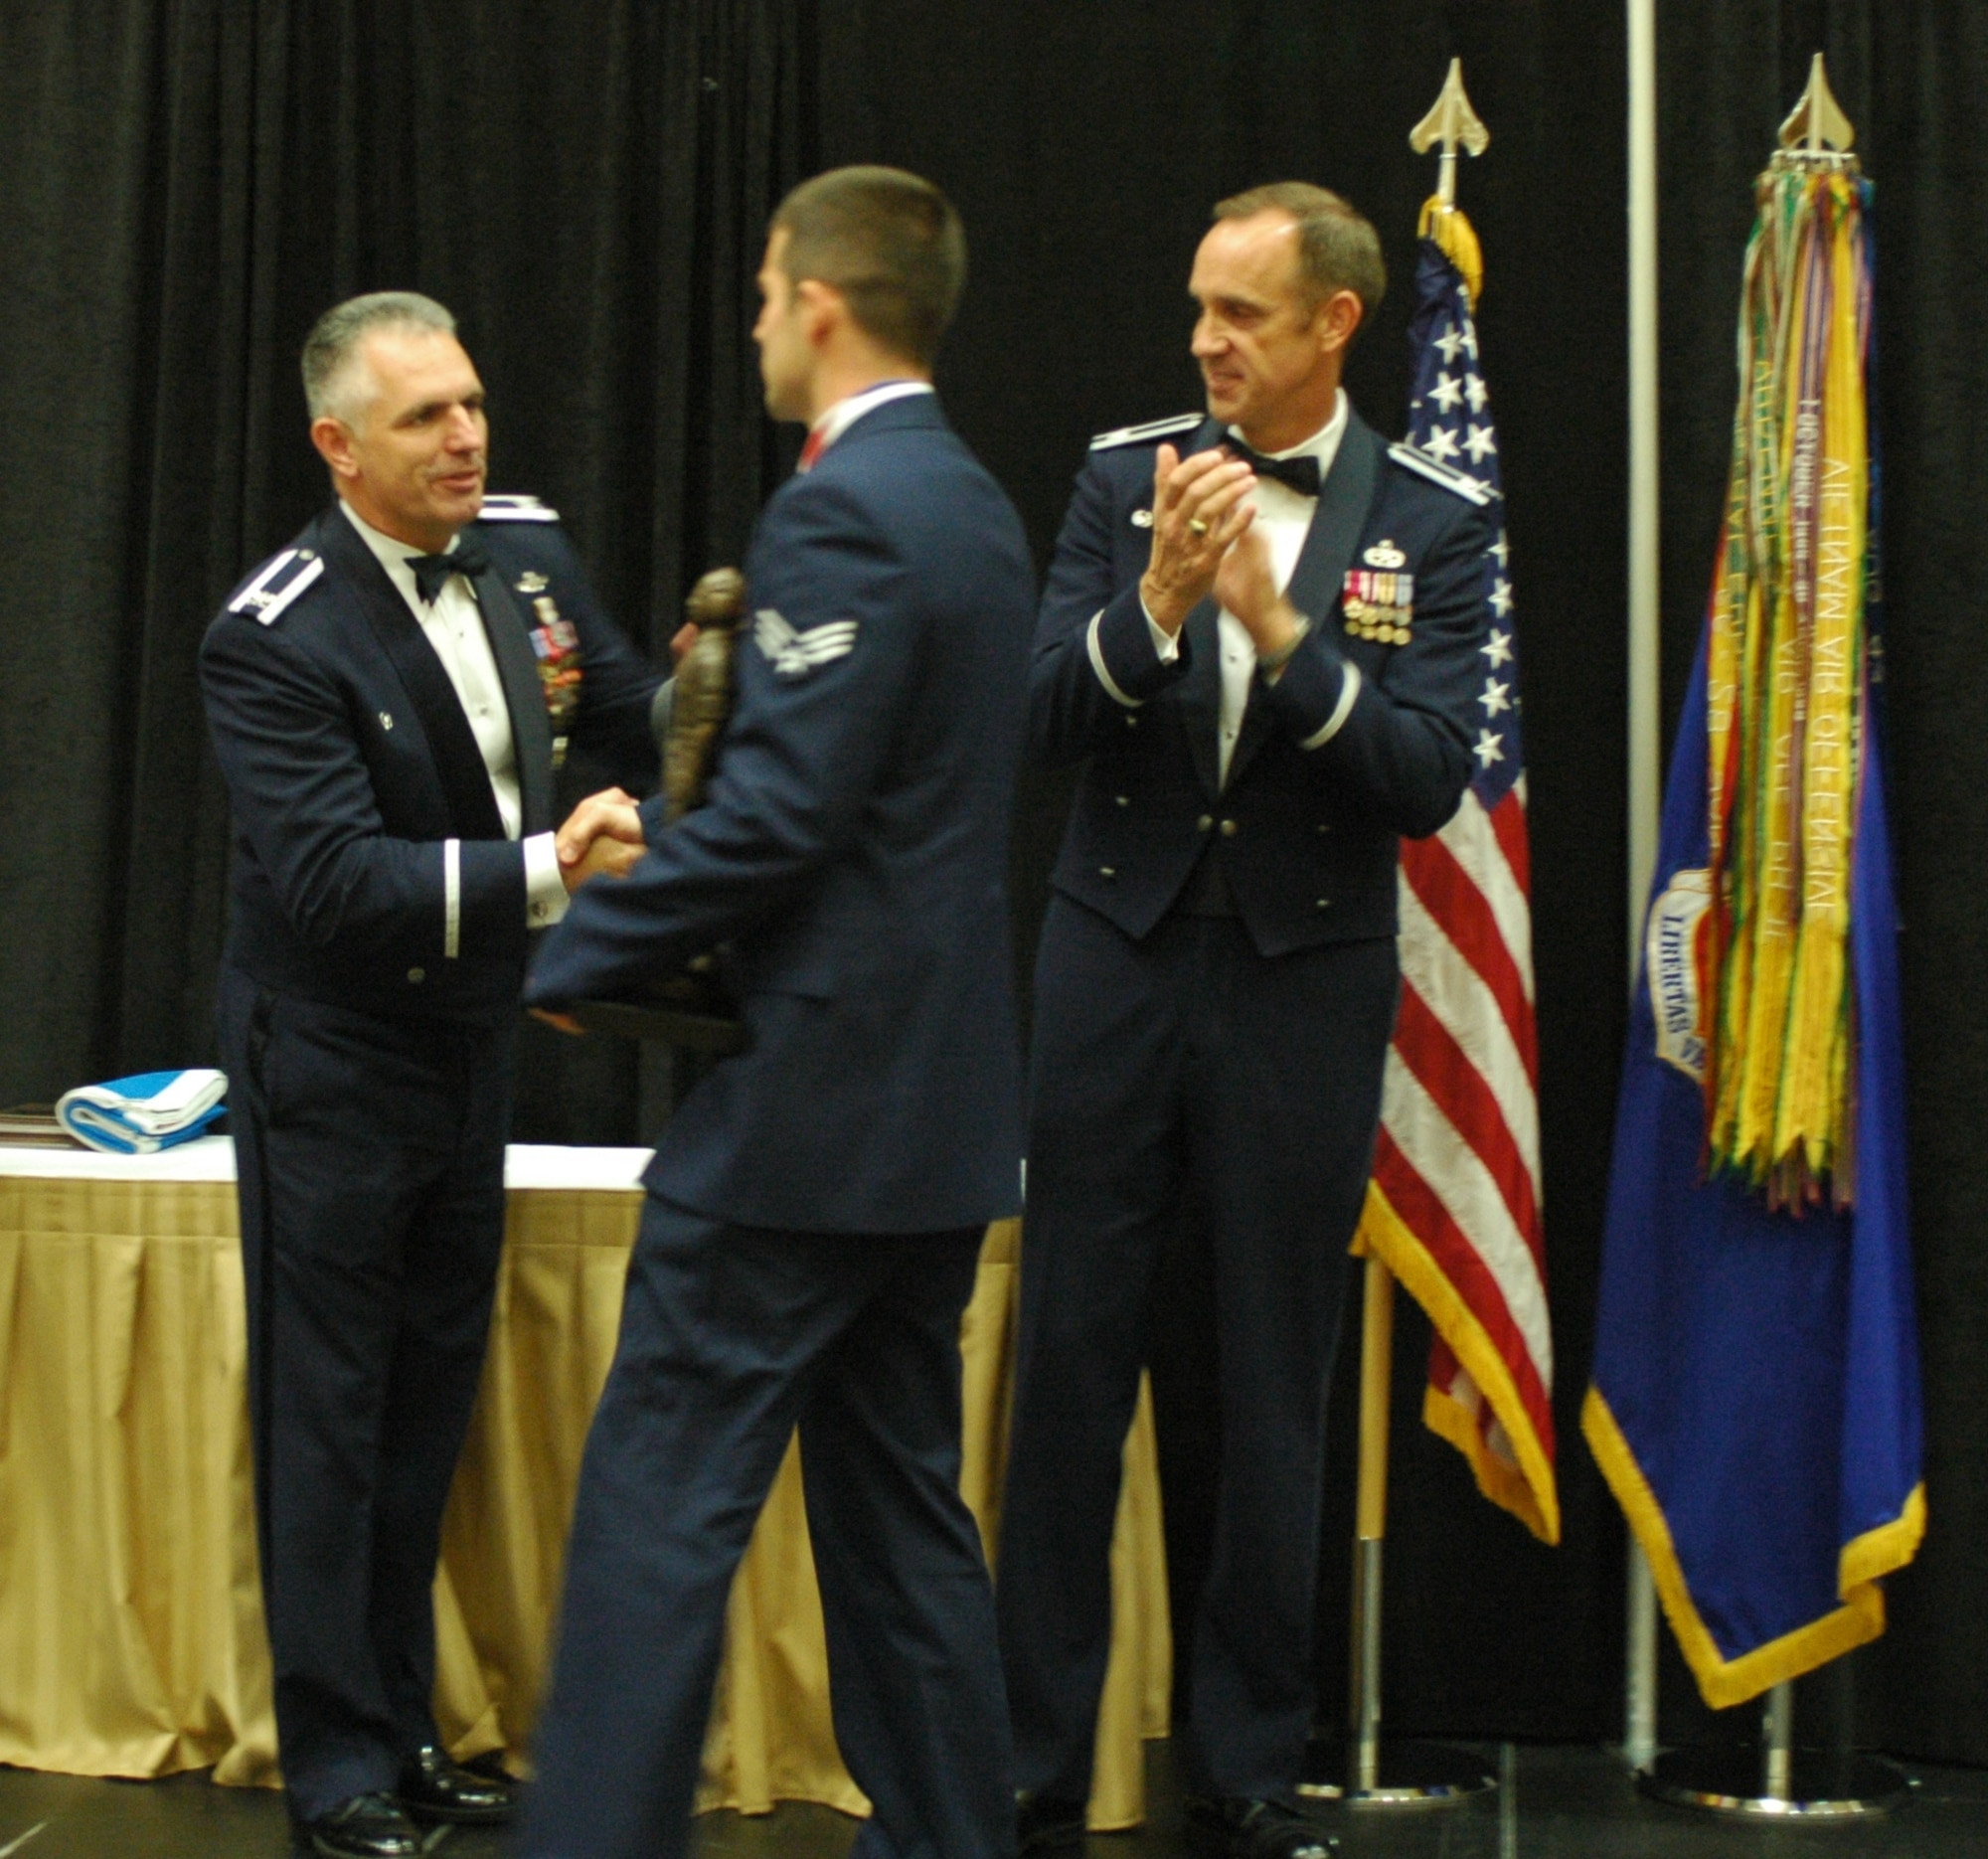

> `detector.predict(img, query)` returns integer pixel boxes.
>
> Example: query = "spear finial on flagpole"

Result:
[1409,58,1489,207]
[1778,52,1855,157]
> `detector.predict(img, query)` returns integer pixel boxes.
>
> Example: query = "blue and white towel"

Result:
[56,1069,228,1155]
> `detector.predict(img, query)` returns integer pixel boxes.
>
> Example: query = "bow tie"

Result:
[1223,439,1322,499]
[405,539,488,604]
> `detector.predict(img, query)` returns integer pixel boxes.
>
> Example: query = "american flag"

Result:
[1353,233,1559,1543]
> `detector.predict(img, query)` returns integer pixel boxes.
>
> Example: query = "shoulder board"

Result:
[1386,441,1492,506]
[227,548,326,626]
[1089,413,1204,452]
[478,493,561,523]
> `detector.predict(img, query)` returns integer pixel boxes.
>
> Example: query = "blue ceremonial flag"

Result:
[1584,640,1922,1703]
[1584,157,1923,1707]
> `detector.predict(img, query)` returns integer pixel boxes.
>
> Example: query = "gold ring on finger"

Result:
[1188,518,1210,536]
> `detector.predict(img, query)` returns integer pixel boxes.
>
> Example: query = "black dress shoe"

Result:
[1016,1789,1087,1855]
[1184,1796,1338,1859]
[299,1792,420,1859]
[395,1743,516,1824]
[457,1747,518,1783]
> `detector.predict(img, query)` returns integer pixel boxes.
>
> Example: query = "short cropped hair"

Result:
[301,291,458,422]
[771,166,965,368]
[1214,183,1387,323]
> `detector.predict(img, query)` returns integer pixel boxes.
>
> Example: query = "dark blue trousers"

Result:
[519,1199,1011,1859]
[217,962,515,1822]
[998,899,1398,1804]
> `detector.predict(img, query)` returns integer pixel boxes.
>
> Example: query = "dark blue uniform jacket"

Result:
[527,395,1036,1235]
[201,501,659,1024]
[1034,411,1495,954]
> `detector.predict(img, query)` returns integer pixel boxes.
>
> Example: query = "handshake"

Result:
[556,788,648,894]
[556,576,732,898]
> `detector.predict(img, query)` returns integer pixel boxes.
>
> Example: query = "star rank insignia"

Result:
[1341,566,1415,645]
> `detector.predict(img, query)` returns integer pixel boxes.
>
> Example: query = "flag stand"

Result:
[1298,1257,1497,1806]
[1638,1679,1908,1819]
[1614,54,1910,1821]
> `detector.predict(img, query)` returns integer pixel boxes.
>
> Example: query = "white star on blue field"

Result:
[1406,241,1522,804]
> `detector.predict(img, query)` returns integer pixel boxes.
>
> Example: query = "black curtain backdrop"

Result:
[2,0,1984,1767]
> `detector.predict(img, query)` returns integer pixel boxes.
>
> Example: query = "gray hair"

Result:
[301,291,458,422]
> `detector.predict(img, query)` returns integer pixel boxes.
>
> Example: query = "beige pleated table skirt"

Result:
[0,1140,1169,1827]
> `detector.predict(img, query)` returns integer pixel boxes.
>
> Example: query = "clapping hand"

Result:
[1138,444,1257,635]
[1214,514,1304,667]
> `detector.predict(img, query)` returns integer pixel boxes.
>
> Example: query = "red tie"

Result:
[797,425,827,472]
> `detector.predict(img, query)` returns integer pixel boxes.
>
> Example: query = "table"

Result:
[0,1139,1169,1824]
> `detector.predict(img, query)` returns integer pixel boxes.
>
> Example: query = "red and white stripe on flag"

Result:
[1356,775,1560,1543]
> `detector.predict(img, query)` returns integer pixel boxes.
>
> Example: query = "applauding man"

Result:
[999,185,1498,1859]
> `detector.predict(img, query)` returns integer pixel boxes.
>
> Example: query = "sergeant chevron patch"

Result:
[755,608,858,677]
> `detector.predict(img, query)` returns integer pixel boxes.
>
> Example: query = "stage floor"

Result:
[2,1739,1984,1858]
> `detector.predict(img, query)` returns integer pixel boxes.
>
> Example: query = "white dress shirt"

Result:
[1146,391,1348,787]
[341,502,569,928]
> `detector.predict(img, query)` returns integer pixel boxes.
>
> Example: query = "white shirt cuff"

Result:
[524,831,571,928]
[1140,595,1182,665]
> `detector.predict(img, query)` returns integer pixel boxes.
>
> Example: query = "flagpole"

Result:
[1301,1250,1494,1806]
[1626,53,1908,1819]
[1298,64,1504,1812]
[1349,1254,1392,1792]
[1622,0,1662,1777]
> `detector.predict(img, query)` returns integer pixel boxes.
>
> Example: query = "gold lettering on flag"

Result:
[1704,168,1868,1208]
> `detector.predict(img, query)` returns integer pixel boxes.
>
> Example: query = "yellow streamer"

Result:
[1704,166,1867,1206]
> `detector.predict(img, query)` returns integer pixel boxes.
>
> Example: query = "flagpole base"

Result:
[1297,1739,1498,1807]
[1637,1748,1911,1819]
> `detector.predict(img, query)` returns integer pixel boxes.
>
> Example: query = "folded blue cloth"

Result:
[56,1069,229,1155]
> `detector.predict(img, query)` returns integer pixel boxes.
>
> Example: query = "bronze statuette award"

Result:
[569,568,749,1053]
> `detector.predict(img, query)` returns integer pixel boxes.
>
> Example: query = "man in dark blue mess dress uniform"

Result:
[997,184,1499,1859]
[200,292,660,1859]
[516,167,1035,1859]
